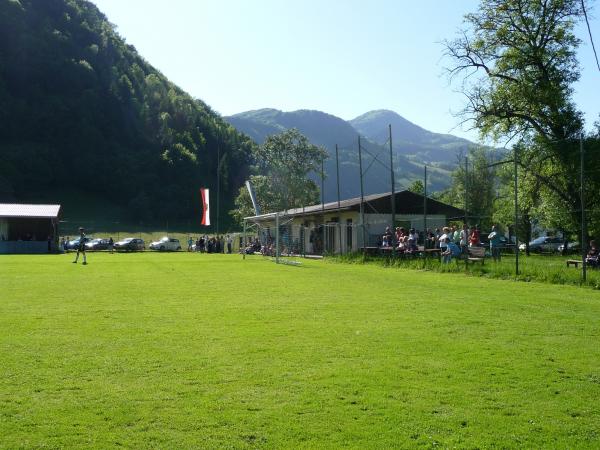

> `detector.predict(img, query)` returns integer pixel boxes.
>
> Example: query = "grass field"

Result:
[336,252,600,289]
[2,253,600,448]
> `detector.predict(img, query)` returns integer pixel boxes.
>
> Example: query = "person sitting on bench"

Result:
[382,227,394,247]
[586,240,599,267]
[442,237,461,263]
[406,228,418,254]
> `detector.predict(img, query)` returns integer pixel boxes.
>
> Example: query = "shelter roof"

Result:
[245,190,464,221]
[0,203,61,219]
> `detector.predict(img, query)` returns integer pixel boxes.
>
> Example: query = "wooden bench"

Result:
[362,246,380,256]
[566,259,583,268]
[465,246,486,265]
[423,248,441,260]
[379,246,395,256]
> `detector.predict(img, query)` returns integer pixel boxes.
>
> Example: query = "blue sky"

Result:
[92,0,599,142]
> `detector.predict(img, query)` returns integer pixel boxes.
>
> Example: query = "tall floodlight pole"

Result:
[242,219,246,260]
[216,144,220,234]
[358,136,366,249]
[335,144,342,254]
[464,156,469,224]
[514,147,519,276]
[423,165,428,233]
[321,157,325,213]
[389,124,395,230]
[581,134,587,282]
[275,212,280,264]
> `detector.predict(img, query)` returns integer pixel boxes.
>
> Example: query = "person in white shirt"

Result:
[460,224,469,253]
[439,227,450,252]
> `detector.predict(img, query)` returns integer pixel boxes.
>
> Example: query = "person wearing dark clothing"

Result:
[73,227,88,265]
[586,240,599,267]
[226,235,233,254]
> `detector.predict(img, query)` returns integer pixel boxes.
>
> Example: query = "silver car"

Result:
[149,237,182,251]
[519,236,563,253]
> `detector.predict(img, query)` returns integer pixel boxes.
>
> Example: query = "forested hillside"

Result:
[226,108,459,201]
[0,0,255,225]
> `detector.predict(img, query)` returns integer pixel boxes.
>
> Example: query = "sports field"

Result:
[1,253,600,448]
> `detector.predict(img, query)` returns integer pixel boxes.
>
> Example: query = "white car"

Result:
[149,237,182,251]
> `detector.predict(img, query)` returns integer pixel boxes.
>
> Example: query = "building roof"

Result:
[245,190,465,221]
[0,203,61,219]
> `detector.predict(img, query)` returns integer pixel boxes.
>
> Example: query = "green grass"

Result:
[334,251,600,289]
[1,253,600,448]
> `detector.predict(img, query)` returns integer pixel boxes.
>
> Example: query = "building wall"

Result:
[250,212,450,254]
[0,219,8,241]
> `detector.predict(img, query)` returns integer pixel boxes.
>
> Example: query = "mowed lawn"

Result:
[1,253,600,449]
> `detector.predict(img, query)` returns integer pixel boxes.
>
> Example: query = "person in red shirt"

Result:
[469,225,480,247]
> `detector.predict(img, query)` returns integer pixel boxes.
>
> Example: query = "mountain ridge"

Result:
[225,107,478,201]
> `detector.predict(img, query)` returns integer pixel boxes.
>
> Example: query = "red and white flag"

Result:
[200,188,210,226]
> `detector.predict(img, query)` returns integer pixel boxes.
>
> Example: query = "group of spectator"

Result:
[241,234,289,257]
[241,237,263,255]
[379,223,505,263]
[381,226,419,254]
[188,235,233,254]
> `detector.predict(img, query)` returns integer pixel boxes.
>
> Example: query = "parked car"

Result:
[85,238,111,251]
[114,237,145,251]
[519,236,563,253]
[66,236,93,250]
[149,237,181,251]
[558,241,581,254]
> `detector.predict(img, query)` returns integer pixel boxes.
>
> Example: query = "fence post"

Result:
[581,134,587,283]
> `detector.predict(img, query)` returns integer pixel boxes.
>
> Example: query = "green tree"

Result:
[230,129,326,224]
[492,148,541,254]
[407,179,424,195]
[444,0,589,235]
[437,147,498,229]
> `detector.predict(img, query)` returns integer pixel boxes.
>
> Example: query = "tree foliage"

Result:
[407,180,425,196]
[444,0,584,142]
[444,0,600,239]
[436,147,498,229]
[230,129,326,224]
[0,0,256,225]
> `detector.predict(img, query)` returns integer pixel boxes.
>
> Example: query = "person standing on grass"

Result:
[187,236,193,251]
[439,227,450,253]
[460,224,469,254]
[108,237,114,253]
[226,234,232,254]
[453,225,461,245]
[488,225,502,262]
[73,227,88,265]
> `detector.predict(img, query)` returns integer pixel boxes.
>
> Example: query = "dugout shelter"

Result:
[0,203,61,254]
[244,190,464,255]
